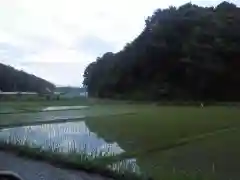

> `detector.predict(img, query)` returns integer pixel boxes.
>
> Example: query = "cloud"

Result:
[0,43,26,61]
[73,35,115,57]
[0,0,239,86]
[18,62,85,86]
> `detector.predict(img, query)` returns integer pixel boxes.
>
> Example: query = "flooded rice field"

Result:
[0,105,89,114]
[0,120,141,173]
[42,106,89,111]
[0,109,88,125]
[0,121,124,156]
[0,105,141,173]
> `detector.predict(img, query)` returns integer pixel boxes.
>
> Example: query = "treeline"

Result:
[0,63,55,93]
[56,86,86,93]
[83,2,240,101]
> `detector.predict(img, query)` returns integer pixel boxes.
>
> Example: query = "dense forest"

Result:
[83,2,240,101]
[0,63,55,92]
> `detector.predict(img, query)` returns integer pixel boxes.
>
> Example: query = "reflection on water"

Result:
[42,106,89,111]
[0,121,124,156]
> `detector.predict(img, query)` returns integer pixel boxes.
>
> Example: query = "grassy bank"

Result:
[0,140,216,180]
[0,139,148,180]
[0,99,89,113]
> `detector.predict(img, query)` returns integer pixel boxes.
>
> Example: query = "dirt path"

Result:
[0,151,112,180]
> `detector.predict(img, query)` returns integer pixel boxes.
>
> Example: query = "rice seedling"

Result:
[0,136,148,180]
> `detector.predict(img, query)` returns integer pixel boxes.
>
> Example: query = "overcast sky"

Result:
[0,0,239,87]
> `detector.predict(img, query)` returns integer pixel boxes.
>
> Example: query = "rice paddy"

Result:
[0,100,240,180]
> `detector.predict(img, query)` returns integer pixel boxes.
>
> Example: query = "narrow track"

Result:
[0,151,112,180]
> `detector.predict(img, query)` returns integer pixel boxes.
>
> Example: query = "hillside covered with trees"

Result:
[0,63,55,92]
[83,2,240,101]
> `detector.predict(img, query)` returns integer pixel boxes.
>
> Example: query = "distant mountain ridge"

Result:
[0,63,55,92]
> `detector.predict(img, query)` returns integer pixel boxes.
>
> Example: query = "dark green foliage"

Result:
[83,2,240,101]
[0,63,55,93]
[56,86,86,93]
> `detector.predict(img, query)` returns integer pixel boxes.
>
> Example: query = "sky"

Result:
[0,0,239,87]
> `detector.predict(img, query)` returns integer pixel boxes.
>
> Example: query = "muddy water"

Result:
[0,121,124,156]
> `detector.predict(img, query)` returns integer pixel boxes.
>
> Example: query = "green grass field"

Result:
[0,100,240,179]
[85,105,240,180]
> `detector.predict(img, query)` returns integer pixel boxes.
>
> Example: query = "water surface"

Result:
[42,106,89,111]
[0,121,124,156]
[0,110,87,125]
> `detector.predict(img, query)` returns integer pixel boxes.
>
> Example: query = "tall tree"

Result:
[83,2,240,101]
[0,63,55,92]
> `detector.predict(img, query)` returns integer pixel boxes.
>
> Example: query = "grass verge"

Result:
[0,139,150,180]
